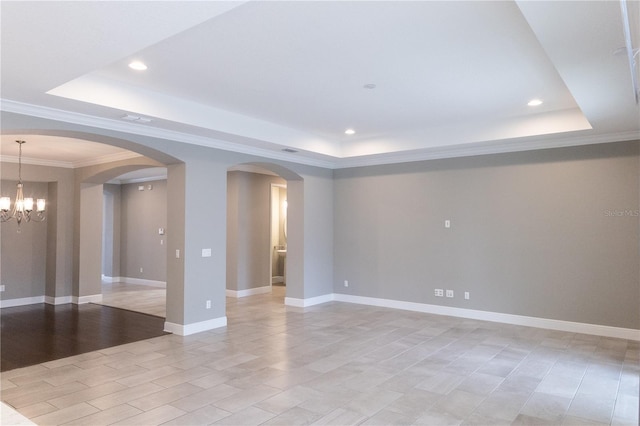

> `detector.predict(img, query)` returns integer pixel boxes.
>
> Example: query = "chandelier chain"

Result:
[18,140,24,183]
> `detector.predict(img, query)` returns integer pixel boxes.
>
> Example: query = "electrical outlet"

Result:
[206,300,211,309]
[464,291,470,300]
[445,219,451,228]
[139,267,144,273]
[0,285,5,292]
[435,288,444,297]
[344,280,349,287]
[446,290,454,298]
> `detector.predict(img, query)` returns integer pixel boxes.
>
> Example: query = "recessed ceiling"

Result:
[1,1,638,168]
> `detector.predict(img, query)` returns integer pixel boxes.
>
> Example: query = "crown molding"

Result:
[228,164,280,177]
[0,150,143,169]
[0,155,74,168]
[335,130,640,169]
[107,173,168,185]
[73,151,143,168]
[0,99,337,169]
[2,99,638,171]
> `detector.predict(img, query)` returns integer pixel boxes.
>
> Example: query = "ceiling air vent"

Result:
[121,114,153,123]
[282,148,298,153]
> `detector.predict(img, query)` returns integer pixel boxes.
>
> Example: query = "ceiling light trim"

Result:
[46,74,342,158]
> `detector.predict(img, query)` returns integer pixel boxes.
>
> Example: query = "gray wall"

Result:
[181,157,228,325]
[2,112,339,330]
[166,163,186,324]
[301,171,334,299]
[119,179,167,282]
[78,183,103,297]
[334,141,640,329]
[226,171,286,291]
[0,180,48,300]
[16,112,635,334]
[102,184,121,278]
[1,163,75,302]
[73,157,167,299]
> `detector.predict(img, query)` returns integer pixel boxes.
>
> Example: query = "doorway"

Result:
[98,169,168,318]
[270,183,287,287]
[226,163,303,305]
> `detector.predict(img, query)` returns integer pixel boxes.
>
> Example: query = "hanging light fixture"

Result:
[1,140,46,231]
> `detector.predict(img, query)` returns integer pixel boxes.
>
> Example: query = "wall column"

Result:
[76,183,103,302]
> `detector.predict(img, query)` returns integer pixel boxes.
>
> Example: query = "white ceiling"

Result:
[1,1,639,169]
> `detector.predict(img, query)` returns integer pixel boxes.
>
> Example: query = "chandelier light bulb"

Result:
[0,140,46,229]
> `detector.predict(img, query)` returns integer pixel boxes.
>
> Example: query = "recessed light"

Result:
[128,61,147,71]
[528,99,543,106]
[345,129,356,135]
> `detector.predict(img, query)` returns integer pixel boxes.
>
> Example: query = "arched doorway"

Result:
[1,130,183,323]
[99,167,169,317]
[226,163,303,305]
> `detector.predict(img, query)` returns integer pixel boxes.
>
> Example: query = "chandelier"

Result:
[1,140,46,231]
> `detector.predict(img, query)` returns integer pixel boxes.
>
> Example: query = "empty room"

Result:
[1,1,638,425]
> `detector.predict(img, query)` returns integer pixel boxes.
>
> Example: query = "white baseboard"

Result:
[226,286,271,298]
[1,294,100,307]
[73,294,103,304]
[44,296,73,305]
[333,293,640,341]
[285,293,335,308]
[103,276,166,288]
[164,316,227,336]
[0,296,45,308]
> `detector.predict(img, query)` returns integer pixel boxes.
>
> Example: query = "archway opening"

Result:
[226,163,303,307]
[98,167,169,318]
[1,130,182,321]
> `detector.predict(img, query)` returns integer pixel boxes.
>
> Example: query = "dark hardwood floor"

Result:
[0,303,168,372]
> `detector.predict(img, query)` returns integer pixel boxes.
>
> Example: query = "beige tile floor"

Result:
[1,286,638,425]
[99,282,167,317]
